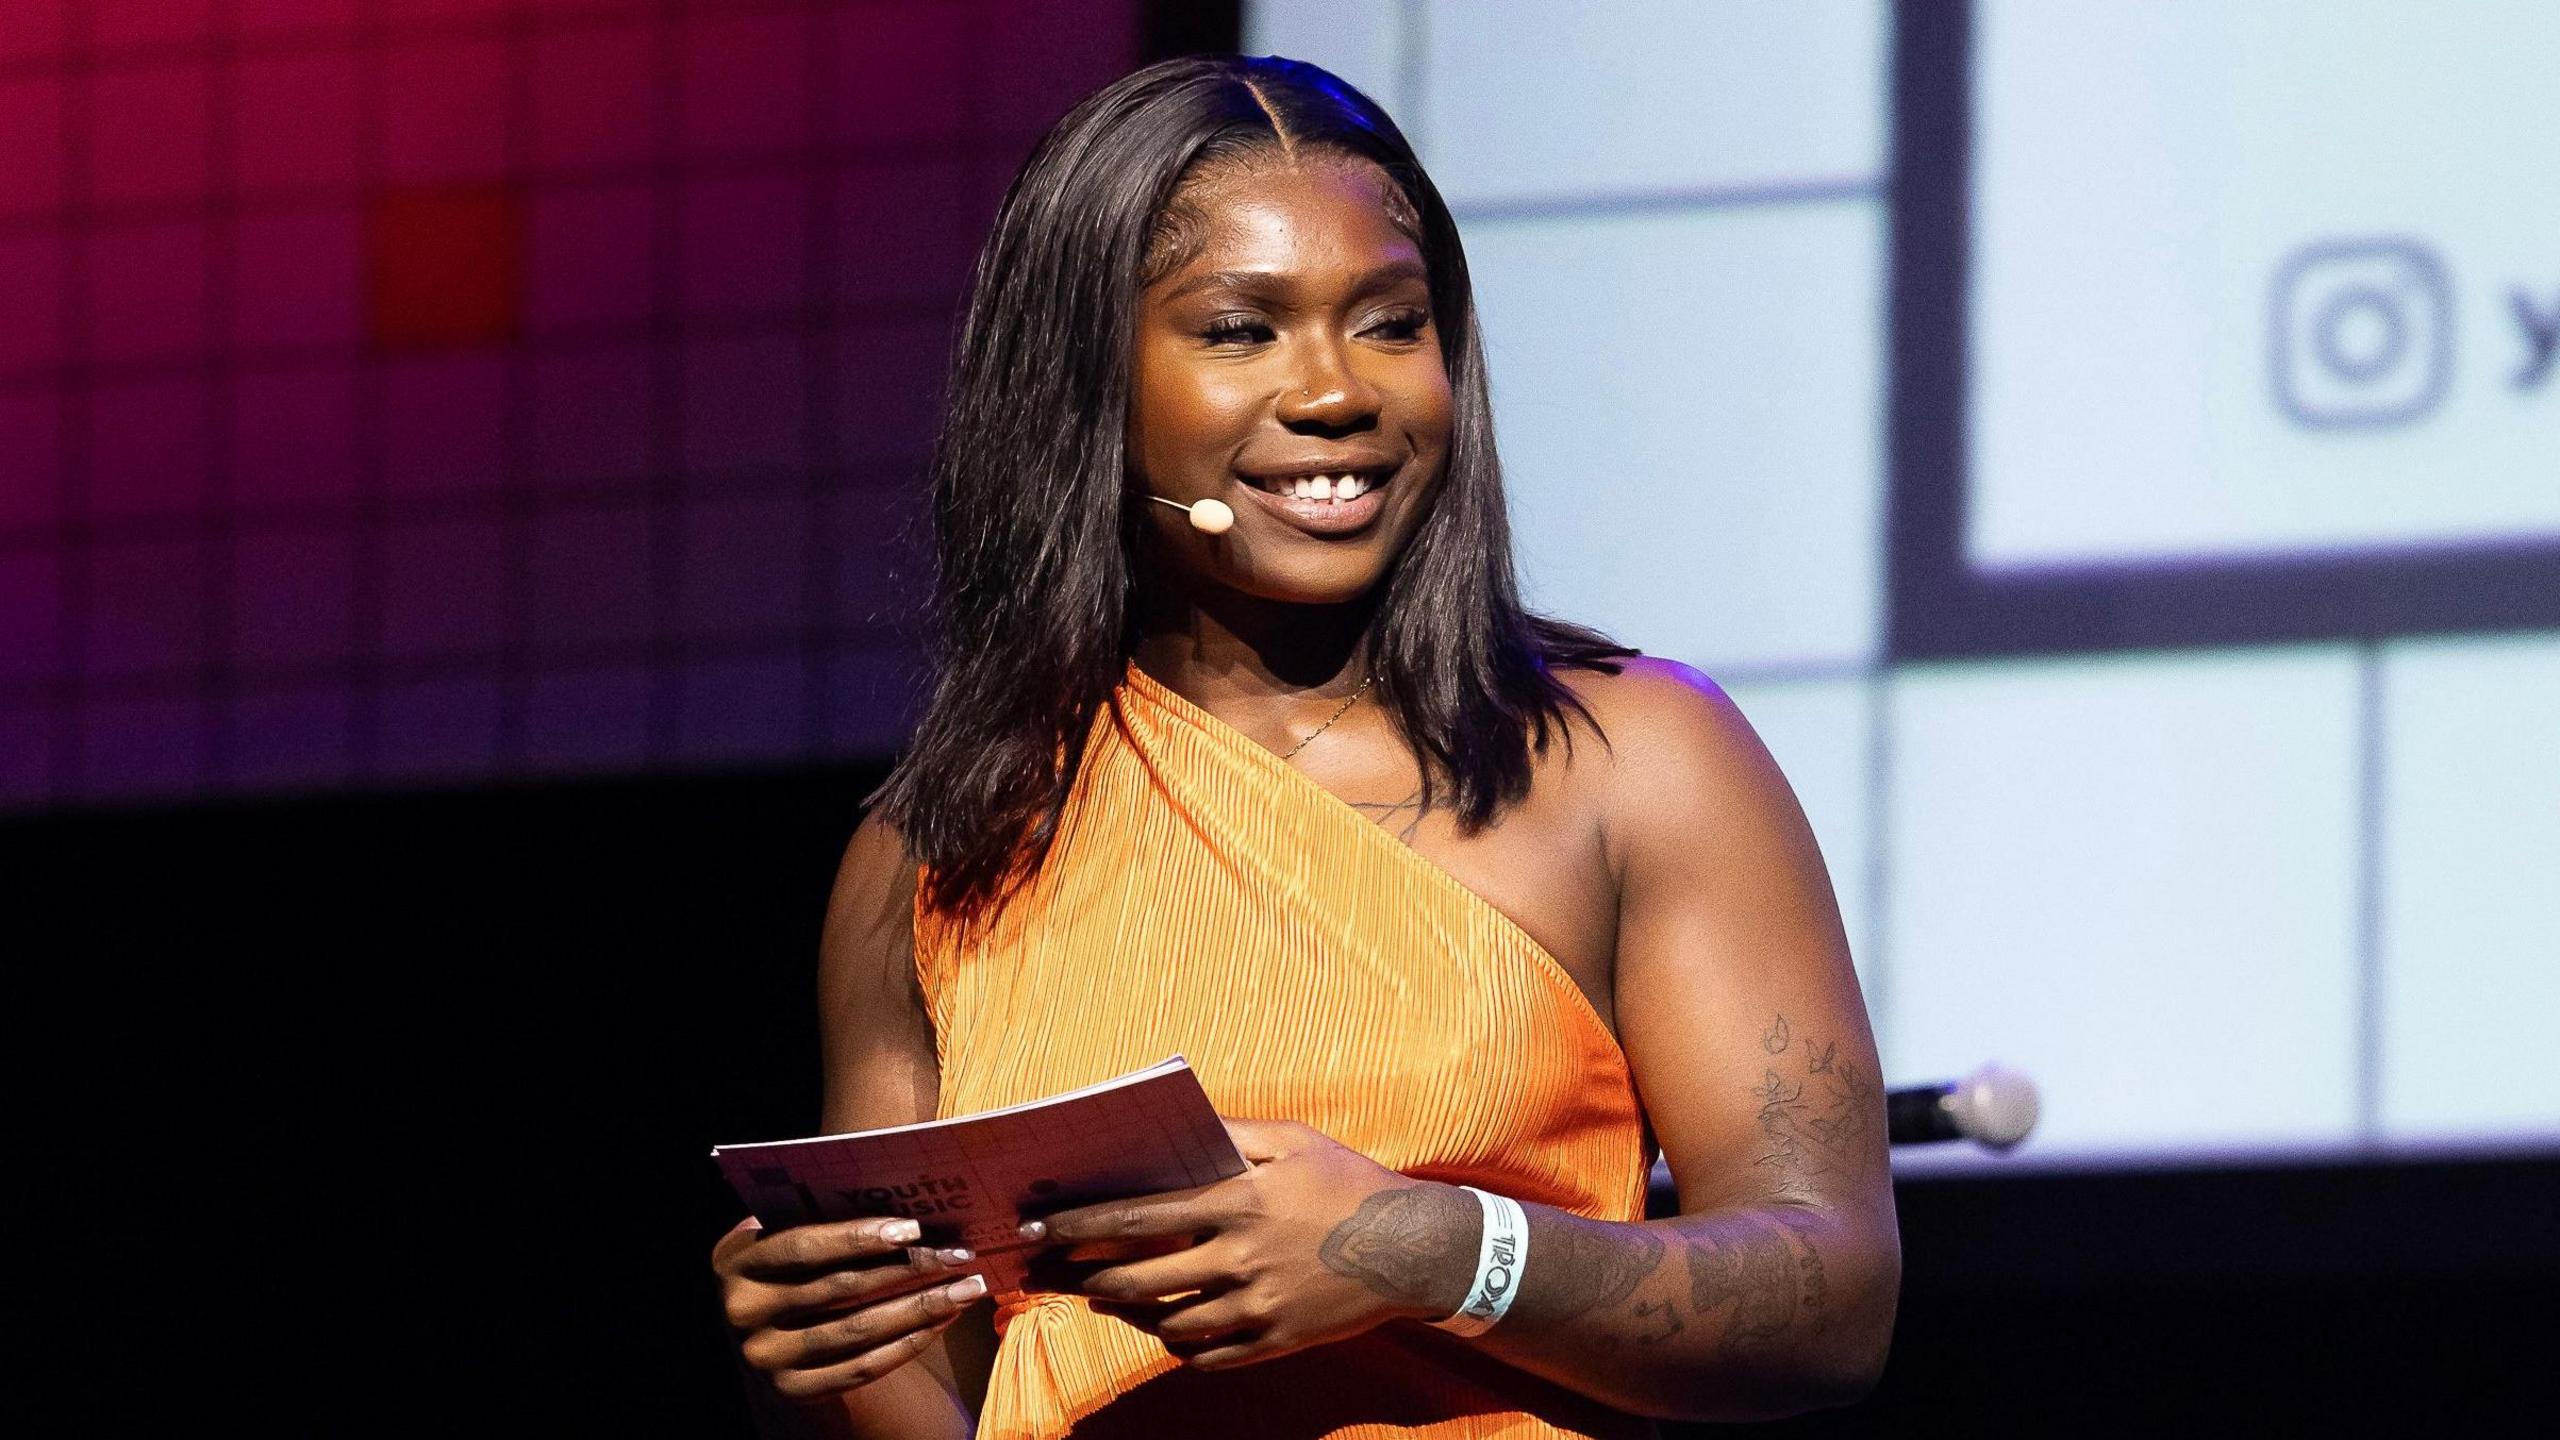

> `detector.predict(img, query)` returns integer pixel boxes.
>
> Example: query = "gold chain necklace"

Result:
[1280,674,1377,761]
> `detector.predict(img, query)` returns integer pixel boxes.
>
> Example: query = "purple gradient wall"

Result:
[0,0,1138,810]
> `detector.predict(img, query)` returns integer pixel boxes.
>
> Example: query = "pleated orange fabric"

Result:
[914,660,1656,1440]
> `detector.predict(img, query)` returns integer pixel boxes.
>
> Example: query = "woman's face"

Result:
[1127,154,1453,607]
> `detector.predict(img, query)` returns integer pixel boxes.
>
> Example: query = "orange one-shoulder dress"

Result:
[913,661,1656,1439]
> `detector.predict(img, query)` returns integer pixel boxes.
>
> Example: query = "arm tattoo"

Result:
[1522,1214,1665,1323]
[1750,1012,1883,1184]
[1760,1014,1792,1054]
[1629,1297,1685,1346]
[1682,1214,1828,1359]
[1318,1184,1477,1311]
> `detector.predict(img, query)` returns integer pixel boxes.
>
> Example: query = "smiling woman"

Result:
[877,54,1635,925]
[711,54,1897,1440]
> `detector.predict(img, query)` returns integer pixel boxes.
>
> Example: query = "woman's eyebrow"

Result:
[1158,257,1429,304]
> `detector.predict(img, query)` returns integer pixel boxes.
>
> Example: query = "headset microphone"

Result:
[1148,494,1236,535]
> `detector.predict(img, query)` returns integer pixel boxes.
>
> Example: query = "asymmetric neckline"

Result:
[1116,658,1632,1072]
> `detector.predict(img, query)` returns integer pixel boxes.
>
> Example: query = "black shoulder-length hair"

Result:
[871,53,1634,924]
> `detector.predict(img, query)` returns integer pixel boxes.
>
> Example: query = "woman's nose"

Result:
[1275,343,1379,427]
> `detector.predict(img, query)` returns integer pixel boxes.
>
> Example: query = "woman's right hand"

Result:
[714,1215,990,1401]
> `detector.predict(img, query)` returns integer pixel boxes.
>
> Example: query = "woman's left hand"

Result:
[1024,1118,1475,1369]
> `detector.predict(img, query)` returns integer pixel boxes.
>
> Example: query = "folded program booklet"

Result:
[713,1056,1247,1292]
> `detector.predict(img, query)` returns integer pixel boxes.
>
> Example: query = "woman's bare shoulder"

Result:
[1549,654,1802,853]
[1555,654,1761,774]
[818,809,938,1131]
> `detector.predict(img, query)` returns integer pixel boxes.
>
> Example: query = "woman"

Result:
[713,54,1896,1438]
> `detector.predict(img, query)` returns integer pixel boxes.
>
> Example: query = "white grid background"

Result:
[1250,0,2560,1163]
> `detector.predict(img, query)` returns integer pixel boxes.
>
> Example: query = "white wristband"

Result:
[1429,1185,1528,1336]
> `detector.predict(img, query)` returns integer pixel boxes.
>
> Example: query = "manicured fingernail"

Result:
[936,1247,975,1266]
[885,1219,922,1244]
[1016,1219,1047,1241]
[947,1274,988,1302]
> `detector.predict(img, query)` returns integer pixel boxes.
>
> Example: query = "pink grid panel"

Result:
[0,0,1139,810]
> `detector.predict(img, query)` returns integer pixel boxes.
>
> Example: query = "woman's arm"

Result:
[735,811,996,1439]
[1467,660,1897,1418]
[1046,660,1896,1422]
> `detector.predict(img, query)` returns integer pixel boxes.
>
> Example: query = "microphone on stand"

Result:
[1148,493,1235,535]
[1887,1063,2040,1150]
[1645,1060,2043,1208]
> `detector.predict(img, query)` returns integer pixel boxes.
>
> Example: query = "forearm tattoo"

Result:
[1318,1184,1478,1311]
[1582,1015,1872,1358]
[1682,1211,1829,1358]
[1326,1015,1871,1369]
[1527,1216,1663,1321]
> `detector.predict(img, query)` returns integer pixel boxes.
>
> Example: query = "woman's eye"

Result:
[1368,310,1429,342]
[1201,317,1271,346]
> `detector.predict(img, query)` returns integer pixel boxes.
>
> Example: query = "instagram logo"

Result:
[2270,239,2455,428]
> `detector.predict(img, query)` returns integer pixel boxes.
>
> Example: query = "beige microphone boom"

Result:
[1148,494,1234,535]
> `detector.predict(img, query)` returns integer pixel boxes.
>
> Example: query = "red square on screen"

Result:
[382,353,508,496]
[86,219,212,365]
[682,10,813,161]
[526,182,656,334]
[821,3,969,148]
[0,390,64,532]
[530,21,657,174]
[0,80,68,223]
[233,207,364,353]
[85,376,213,522]
[90,59,214,205]
[231,364,361,510]
[94,0,216,50]
[368,185,523,350]
[237,48,362,195]
[381,37,511,183]
[0,232,68,376]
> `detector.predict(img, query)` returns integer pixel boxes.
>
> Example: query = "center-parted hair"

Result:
[871,54,1633,924]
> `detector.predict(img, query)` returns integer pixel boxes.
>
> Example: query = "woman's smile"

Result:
[1232,458,1403,534]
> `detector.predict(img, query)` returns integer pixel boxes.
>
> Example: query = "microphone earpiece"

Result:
[1148,494,1235,535]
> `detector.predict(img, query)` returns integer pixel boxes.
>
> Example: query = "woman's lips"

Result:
[1234,474,1391,536]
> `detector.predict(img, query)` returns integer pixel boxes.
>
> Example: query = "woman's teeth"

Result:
[1263,473,1379,501]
